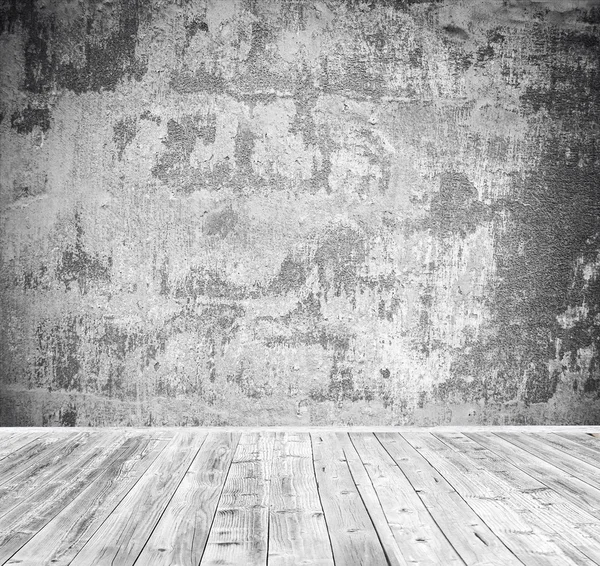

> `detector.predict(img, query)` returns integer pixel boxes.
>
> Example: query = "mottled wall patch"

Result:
[1,0,599,426]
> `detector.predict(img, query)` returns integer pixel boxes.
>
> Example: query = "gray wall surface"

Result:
[1,0,599,426]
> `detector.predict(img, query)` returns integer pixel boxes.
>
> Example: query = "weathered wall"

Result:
[1,0,599,426]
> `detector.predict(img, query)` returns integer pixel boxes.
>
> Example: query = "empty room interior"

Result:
[0,0,599,564]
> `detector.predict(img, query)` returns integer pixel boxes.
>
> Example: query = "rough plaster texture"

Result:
[0,0,599,426]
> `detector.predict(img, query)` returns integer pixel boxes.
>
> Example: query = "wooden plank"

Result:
[0,431,114,518]
[0,430,47,462]
[0,430,81,487]
[555,432,600,453]
[0,431,133,563]
[437,432,600,565]
[539,433,600,467]
[438,433,547,492]
[402,432,595,566]
[309,433,389,566]
[0,430,15,446]
[497,432,600,489]
[340,434,408,566]
[5,432,172,566]
[347,433,462,566]
[135,432,240,566]
[199,432,274,566]
[266,432,335,566]
[69,431,205,566]
[466,431,600,519]
[375,432,523,566]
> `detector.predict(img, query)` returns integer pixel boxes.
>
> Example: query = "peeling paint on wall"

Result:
[1,0,599,426]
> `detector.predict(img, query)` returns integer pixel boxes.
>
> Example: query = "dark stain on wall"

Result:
[56,213,112,294]
[170,68,227,95]
[23,263,49,291]
[204,206,238,238]
[269,255,307,295]
[440,19,600,414]
[314,226,367,303]
[113,117,137,161]
[35,316,82,392]
[152,117,201,185]
[1,0,147,93]
[430,171,487,238]
[10,104,51,134]
[185,17,209,42]
[234,125,257,178]
[152,114,218,191]
[499,147,599,405]
[59,404,77,426]
[174,267,249,302]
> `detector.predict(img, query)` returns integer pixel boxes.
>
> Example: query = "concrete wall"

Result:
[1,0,599,426]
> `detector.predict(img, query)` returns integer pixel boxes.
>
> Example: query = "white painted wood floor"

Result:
[0,426,600,565]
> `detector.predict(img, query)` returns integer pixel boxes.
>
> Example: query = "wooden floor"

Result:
[1,427,600,565]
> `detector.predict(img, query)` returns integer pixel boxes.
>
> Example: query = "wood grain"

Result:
[496,432,600,489]
[554,432,600,453]
[69,431,205,566]
[437,432,600,565]
[0,431,130,563]
[0,431,112,517]
[310,433,388,566]
[6,432,172,566]
[267,432,335,566]
[0,427,599,565]
[340,433,408,566]
[135,432,240,566]
[466,431,600,519]
[375,432,522,566]
[349,432,462,566]
[0,430,80,488]
[199,432,274,566]
[0,430,46,462]
[534,433,600,468]
[402,432,593,566]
